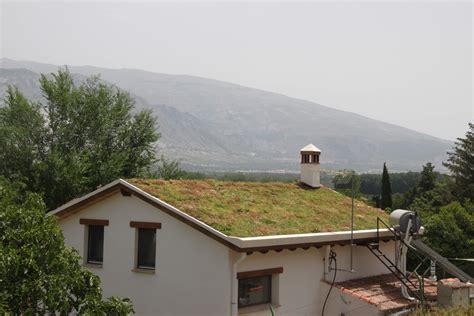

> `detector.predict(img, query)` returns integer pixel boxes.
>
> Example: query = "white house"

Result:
[51,145,431,316]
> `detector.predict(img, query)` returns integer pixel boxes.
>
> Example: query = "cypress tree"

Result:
[381,162,393,210]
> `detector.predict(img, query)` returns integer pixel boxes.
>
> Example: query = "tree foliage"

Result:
[381,163,392,210]
[0,178,134,315]
[443,123,474,201]
[333,170,360,191]
[418,162,437,193]
[147,155,185,180]
[422,202,474,260]
[0,69,159,209]
[0,87,47,186]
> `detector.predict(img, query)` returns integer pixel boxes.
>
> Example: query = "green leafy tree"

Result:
[392,193,405,210]
[443,123,474,201]
[333,170,360,191]
[422,202,474,275]
[0,69,160,209]
[0,178,134,315]
[381,162,393,210]
[410,182,454,214]
[0,87,47,186]
[333,170,363,199]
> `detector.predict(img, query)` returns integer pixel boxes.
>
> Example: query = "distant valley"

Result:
[0,59,452,172]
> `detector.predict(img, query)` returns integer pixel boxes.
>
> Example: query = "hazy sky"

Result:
[1,0,472,140]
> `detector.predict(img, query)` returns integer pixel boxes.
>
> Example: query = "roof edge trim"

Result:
[50,179,397,252]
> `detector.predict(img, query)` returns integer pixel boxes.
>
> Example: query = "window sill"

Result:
[132,268,155,274]
[238,303,280,314]
[83,262,103,269]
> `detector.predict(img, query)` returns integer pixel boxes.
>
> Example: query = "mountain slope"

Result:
[0,59,452,171]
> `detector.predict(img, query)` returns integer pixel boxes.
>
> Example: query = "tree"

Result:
[147,155,184,180]
[418,162,436,193]
[333,170,360,191]
[381,162,393,210]
[0,178,134,314]
[409,182,454,215]
[0,69,160,209]
[423,202,474,271]
[0,87,47,186]
[443,123,474,201]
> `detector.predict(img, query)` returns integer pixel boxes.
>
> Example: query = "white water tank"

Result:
[389,209,421,234]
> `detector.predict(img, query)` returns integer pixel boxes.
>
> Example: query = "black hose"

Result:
[321,250,337,316]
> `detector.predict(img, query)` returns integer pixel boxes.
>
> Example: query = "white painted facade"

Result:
[56,182,396,316]
[236,242,394,316]
[300,163,321,188]
[60,193,232,316]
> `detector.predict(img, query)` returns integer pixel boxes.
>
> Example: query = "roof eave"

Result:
[228,229,395,251]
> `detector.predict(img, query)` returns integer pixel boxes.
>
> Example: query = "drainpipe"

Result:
[231,253,247,316]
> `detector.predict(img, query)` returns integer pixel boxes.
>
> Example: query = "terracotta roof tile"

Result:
[329,274,438,314]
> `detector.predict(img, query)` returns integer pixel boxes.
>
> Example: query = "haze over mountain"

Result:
[0,59,452,172]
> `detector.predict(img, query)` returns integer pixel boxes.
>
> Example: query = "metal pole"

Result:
[350,172,354,271]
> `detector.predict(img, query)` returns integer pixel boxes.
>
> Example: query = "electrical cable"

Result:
[321,250,337,316]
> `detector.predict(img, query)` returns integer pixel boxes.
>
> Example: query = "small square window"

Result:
[87,225,104,264]
[238,275,271,308]
[137,228,156,269]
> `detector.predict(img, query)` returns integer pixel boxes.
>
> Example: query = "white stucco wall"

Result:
[59,193,232,316]
[235,241,395,316]
[300,163,320,188]
[318,241,395,316]
[58,189,396,316]
[327,241,396,282]
[236,248,323,316]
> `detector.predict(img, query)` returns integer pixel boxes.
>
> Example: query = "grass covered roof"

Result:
[129,179,388,237]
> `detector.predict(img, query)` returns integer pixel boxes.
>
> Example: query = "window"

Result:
[137,228,156,269]
[238,275,271,308]
[237,267,283,308]
[130,221,161,271]
[79,218,108,266]
[87,225,104,264]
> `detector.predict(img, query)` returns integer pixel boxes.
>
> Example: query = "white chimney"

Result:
[300,144,321,188]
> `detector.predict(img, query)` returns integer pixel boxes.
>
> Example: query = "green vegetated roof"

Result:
[129,179,388,237]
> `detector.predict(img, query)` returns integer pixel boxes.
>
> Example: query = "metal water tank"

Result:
[389,209,421,234]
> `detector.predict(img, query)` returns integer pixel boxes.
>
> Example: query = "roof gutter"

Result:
[226,229,394,251]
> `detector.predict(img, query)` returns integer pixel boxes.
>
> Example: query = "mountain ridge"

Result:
[0,58,452,172]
